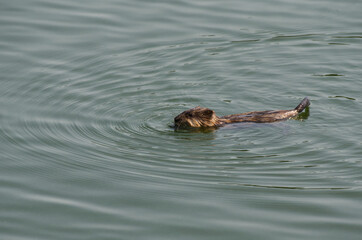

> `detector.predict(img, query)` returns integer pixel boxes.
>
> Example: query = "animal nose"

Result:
[174,117,181,124]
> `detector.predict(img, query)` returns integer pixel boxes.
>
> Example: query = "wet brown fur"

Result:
[174,97,310,129]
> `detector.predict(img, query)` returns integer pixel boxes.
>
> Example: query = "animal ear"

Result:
[202,109,215,118]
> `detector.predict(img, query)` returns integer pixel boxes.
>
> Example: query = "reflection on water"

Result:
[292,107,310,120]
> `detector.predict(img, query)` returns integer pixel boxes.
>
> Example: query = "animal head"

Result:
[174,106,219,129]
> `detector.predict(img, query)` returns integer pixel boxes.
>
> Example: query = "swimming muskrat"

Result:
[174,97,310,129]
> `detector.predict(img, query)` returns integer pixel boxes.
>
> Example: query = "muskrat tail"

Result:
[294,97,311,113]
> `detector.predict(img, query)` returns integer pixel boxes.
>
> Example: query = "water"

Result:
[1,0,362,239]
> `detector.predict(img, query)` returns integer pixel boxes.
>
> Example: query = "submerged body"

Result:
[174,97,310,129]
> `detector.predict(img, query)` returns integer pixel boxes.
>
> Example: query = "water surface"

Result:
[1,0,362,239]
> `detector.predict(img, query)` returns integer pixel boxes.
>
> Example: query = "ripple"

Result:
[329,96,356,100]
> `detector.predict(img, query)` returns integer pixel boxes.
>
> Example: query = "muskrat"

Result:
[174,97,310,129]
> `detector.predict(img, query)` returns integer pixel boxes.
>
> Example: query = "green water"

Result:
[1,0,362,239]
